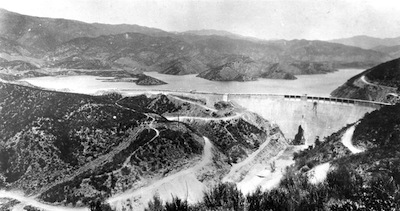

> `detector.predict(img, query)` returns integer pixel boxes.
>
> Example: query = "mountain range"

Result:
[330,35,400,49]
[0,8,394,82]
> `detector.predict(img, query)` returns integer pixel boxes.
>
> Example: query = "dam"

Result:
[226,94,387,144]
[123,89,388,144]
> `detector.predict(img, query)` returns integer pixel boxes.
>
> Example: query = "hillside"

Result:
[0,8,168,54]
[0,82,208,208]
[188,36,390,68]
[0,9,393,83]
[181,29,261,42]
[373,45,400,60]
[0,60,38,71]
[48,32,198,71]
[330,35,400,49]
[331,57,400,102]
[49,32,389,81]
[158,57,207,75]
[0,82,287,210]
[142,102,400,211]
[197,55,266,81]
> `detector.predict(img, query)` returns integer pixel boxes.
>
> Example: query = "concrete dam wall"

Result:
[124,89,386,145]
[227,94,384,144]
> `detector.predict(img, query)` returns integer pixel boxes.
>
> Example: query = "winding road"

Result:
[360,75,376,86]
[341,125,364,154]
[308,124,364,184]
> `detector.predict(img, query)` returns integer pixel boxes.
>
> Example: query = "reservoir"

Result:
[21,69,364,96]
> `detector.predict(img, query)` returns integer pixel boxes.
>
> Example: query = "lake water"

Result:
[21,69,364,97]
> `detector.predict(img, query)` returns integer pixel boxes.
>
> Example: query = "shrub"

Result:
[165,197,189,211]
[89,199,113,211]
[203,183,245,210]
[145,195,164,211]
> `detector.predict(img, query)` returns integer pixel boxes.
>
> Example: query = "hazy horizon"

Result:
[1,0,400,40]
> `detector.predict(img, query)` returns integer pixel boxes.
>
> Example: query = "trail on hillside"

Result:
[341,125,364,154]
[107,136,213,210]
[0,190,89,211]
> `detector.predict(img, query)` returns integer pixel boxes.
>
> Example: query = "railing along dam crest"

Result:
[117,89,390,109]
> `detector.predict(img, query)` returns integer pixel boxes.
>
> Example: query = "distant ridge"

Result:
[0,8,170,52]
[181,29,262,42]
[330,35,400,49]
[0,8,394,82]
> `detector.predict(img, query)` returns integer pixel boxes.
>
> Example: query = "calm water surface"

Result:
[21,69,364,97]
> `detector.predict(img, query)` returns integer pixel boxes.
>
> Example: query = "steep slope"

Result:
[331,57,400,102]
[0,83,204,209]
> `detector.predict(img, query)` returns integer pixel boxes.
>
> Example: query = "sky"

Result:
[1,0,400,40]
